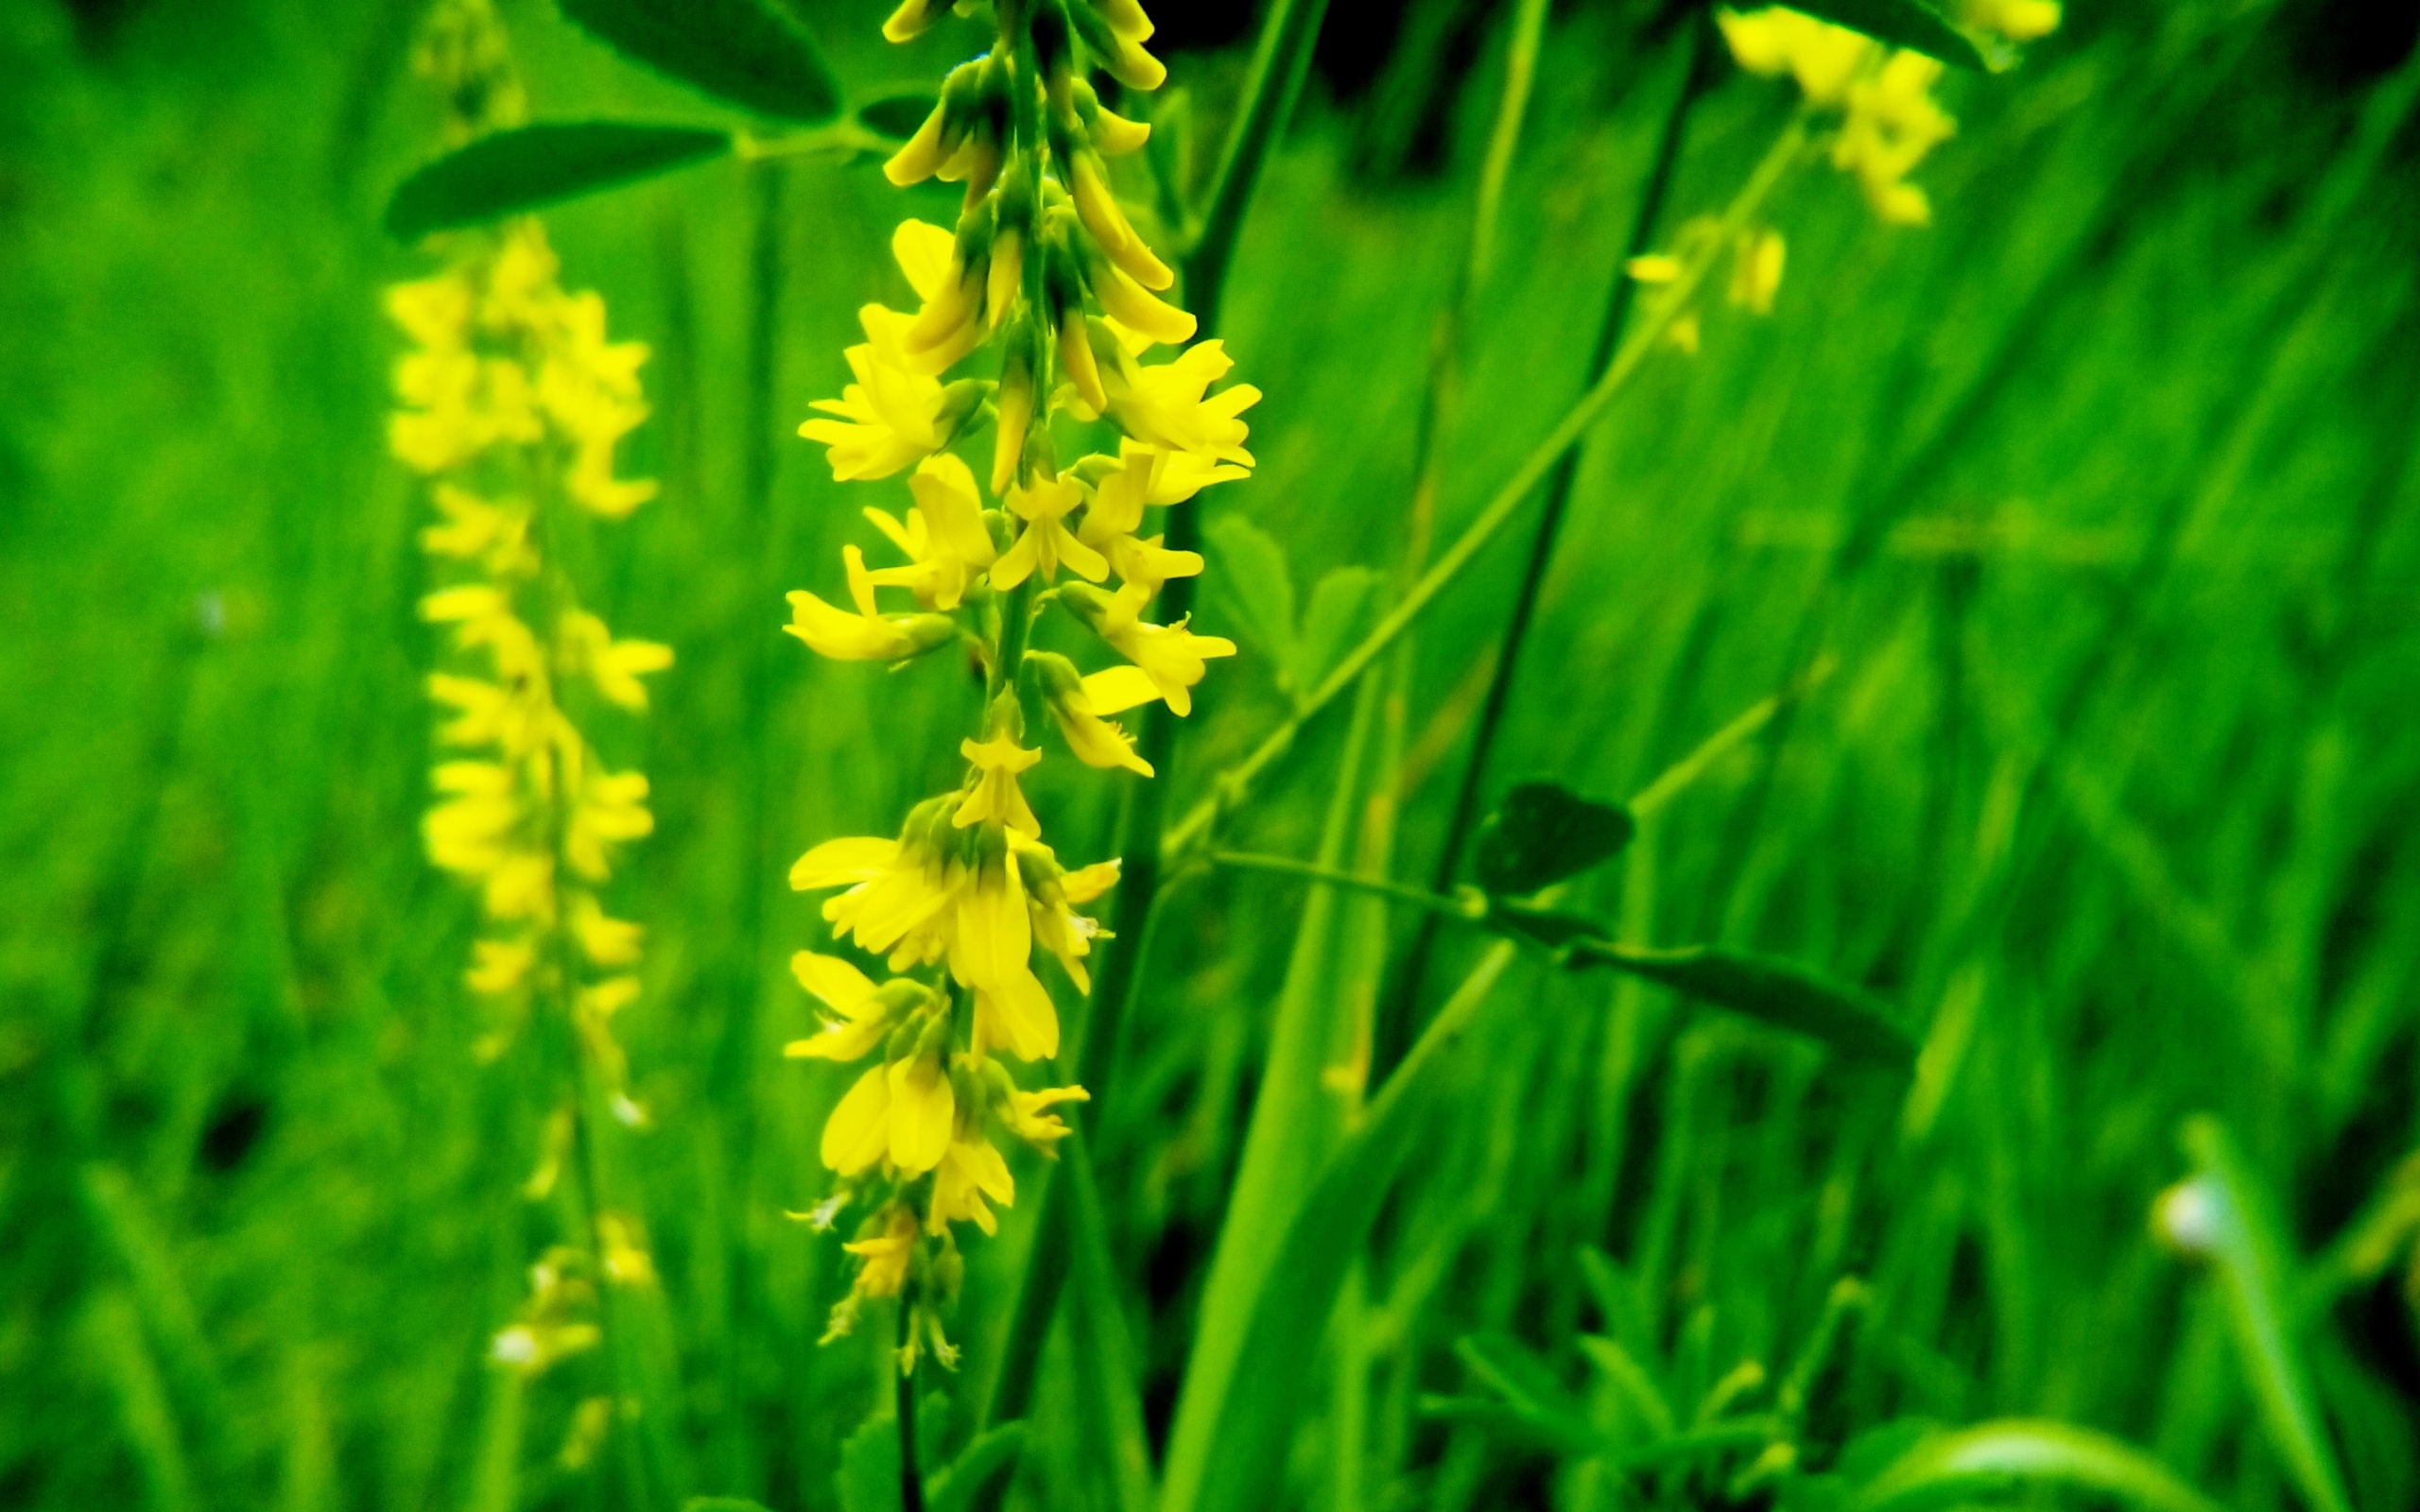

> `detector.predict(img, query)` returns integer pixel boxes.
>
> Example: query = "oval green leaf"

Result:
[1850,1419,2227,1512]
[561,0,841,123]
[384,121,731,241]
[1565,941,1916,1071]
[1777,0,1993,71]
[1474,781,1636,895]
[857,89,940,143]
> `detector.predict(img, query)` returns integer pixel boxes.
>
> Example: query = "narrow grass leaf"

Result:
[559,0,841,122]
[925,1423,1028,1512]
[1563,941,1916,1071]
[384,122,732,241]
[1849,1419,2228,1512]
[1579,1333,1678,1445]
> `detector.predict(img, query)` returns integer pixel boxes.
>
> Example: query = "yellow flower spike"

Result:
[956,736,1046,837]
[929,1128,1015,1236]
[800,304,967,481]
[992,473,1109,589]
[1730,228,1787,315]
[1101,339,1259,467]
[823,1063,896,1174]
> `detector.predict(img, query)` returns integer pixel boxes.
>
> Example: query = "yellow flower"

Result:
[1084,249,1197,348]
[1062,582,1236,716]
[795,801,964,971]
[386,271,474,352]
[571,892,643,967]
[839,1203,921,1299]
[898,219,994,376]
[1730,228,1786,314]
[956,735,1044,837]
[820,1042,955,1177]
[565,766,651,881]
[785,952,922,1062]
[420,484,537,576]
[1070,151,1174,291]
[1028,652,1154,776]
[1000,1082,1089,1149]
[1835,52,1954,225]
[799,304,972,480]
[1717,7,1873,106]
[481,222,563,336]
[991,473,1109,590]
[1102,339,1260,468]
[786,545,960,662]
[1015,837,1117,990]
[556,610,673,712]
[948,846,1060,1061]
[466,935,537,995]
[862,453,998,610]
[929,1126,1015,1235]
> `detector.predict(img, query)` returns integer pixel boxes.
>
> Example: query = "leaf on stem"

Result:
[561,0,842,123]
[1472,781,1636,895]
[1776,0,1994,72]
[384,122,732,241]
[858,90,942,143]
[1563,940,1916,1071]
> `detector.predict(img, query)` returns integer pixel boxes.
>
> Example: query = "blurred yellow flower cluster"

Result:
[387,218,669,1109]
[788,0,1258,1366]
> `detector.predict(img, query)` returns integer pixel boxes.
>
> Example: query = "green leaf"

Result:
[383,121,731,241]
[1203,515,1299,684]
[834,1408,900,1512]
[924,1421,1027,1512]
[857,89,940,142]
[1849,1419,2228,1512]
[683,1501,774,1512]
[1564,941,1916,1071]
[1456,1333,1598,1454]
[1296,566,1379,692]
[560,0,841,123]
[1775,0,1992,71]
[1579,1333,1678,1446]
[1473,781,1635,895]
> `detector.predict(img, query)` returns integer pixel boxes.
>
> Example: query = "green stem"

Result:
[1162,112,1812,868]
[1209,851,1482,919]
[896,1296,925,1512]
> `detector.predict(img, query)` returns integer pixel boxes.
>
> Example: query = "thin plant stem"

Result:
[1209,851,1483,919]
[1160,112,1812,869]
[1385,18,1712,1059]
[896,1296,925,1512]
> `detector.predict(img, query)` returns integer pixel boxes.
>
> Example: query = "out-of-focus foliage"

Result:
[1,0,2417,1510]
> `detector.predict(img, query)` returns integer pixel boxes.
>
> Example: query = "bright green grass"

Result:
[2,0,2416,1509]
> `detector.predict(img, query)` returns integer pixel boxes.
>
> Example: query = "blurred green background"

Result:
[4,0,2419,1508]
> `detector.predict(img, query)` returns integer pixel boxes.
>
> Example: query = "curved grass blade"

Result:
[2166,1116,2354,1512]
[384,121,731,241]
[560,0,840,123]
[1775,0,1991,71]
[1850,1419,2227,1512]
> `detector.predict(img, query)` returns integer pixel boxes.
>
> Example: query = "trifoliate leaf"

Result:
[1472,782,1635,895]
[384,121,731,241]
[1776,0,1993,71]
[857,89,940,143]
[560,0,842,123]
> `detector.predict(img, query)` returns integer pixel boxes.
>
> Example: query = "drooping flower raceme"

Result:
[785,0,1253,1369]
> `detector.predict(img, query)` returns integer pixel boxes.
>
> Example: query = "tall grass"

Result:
[1,0,2416,1509]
